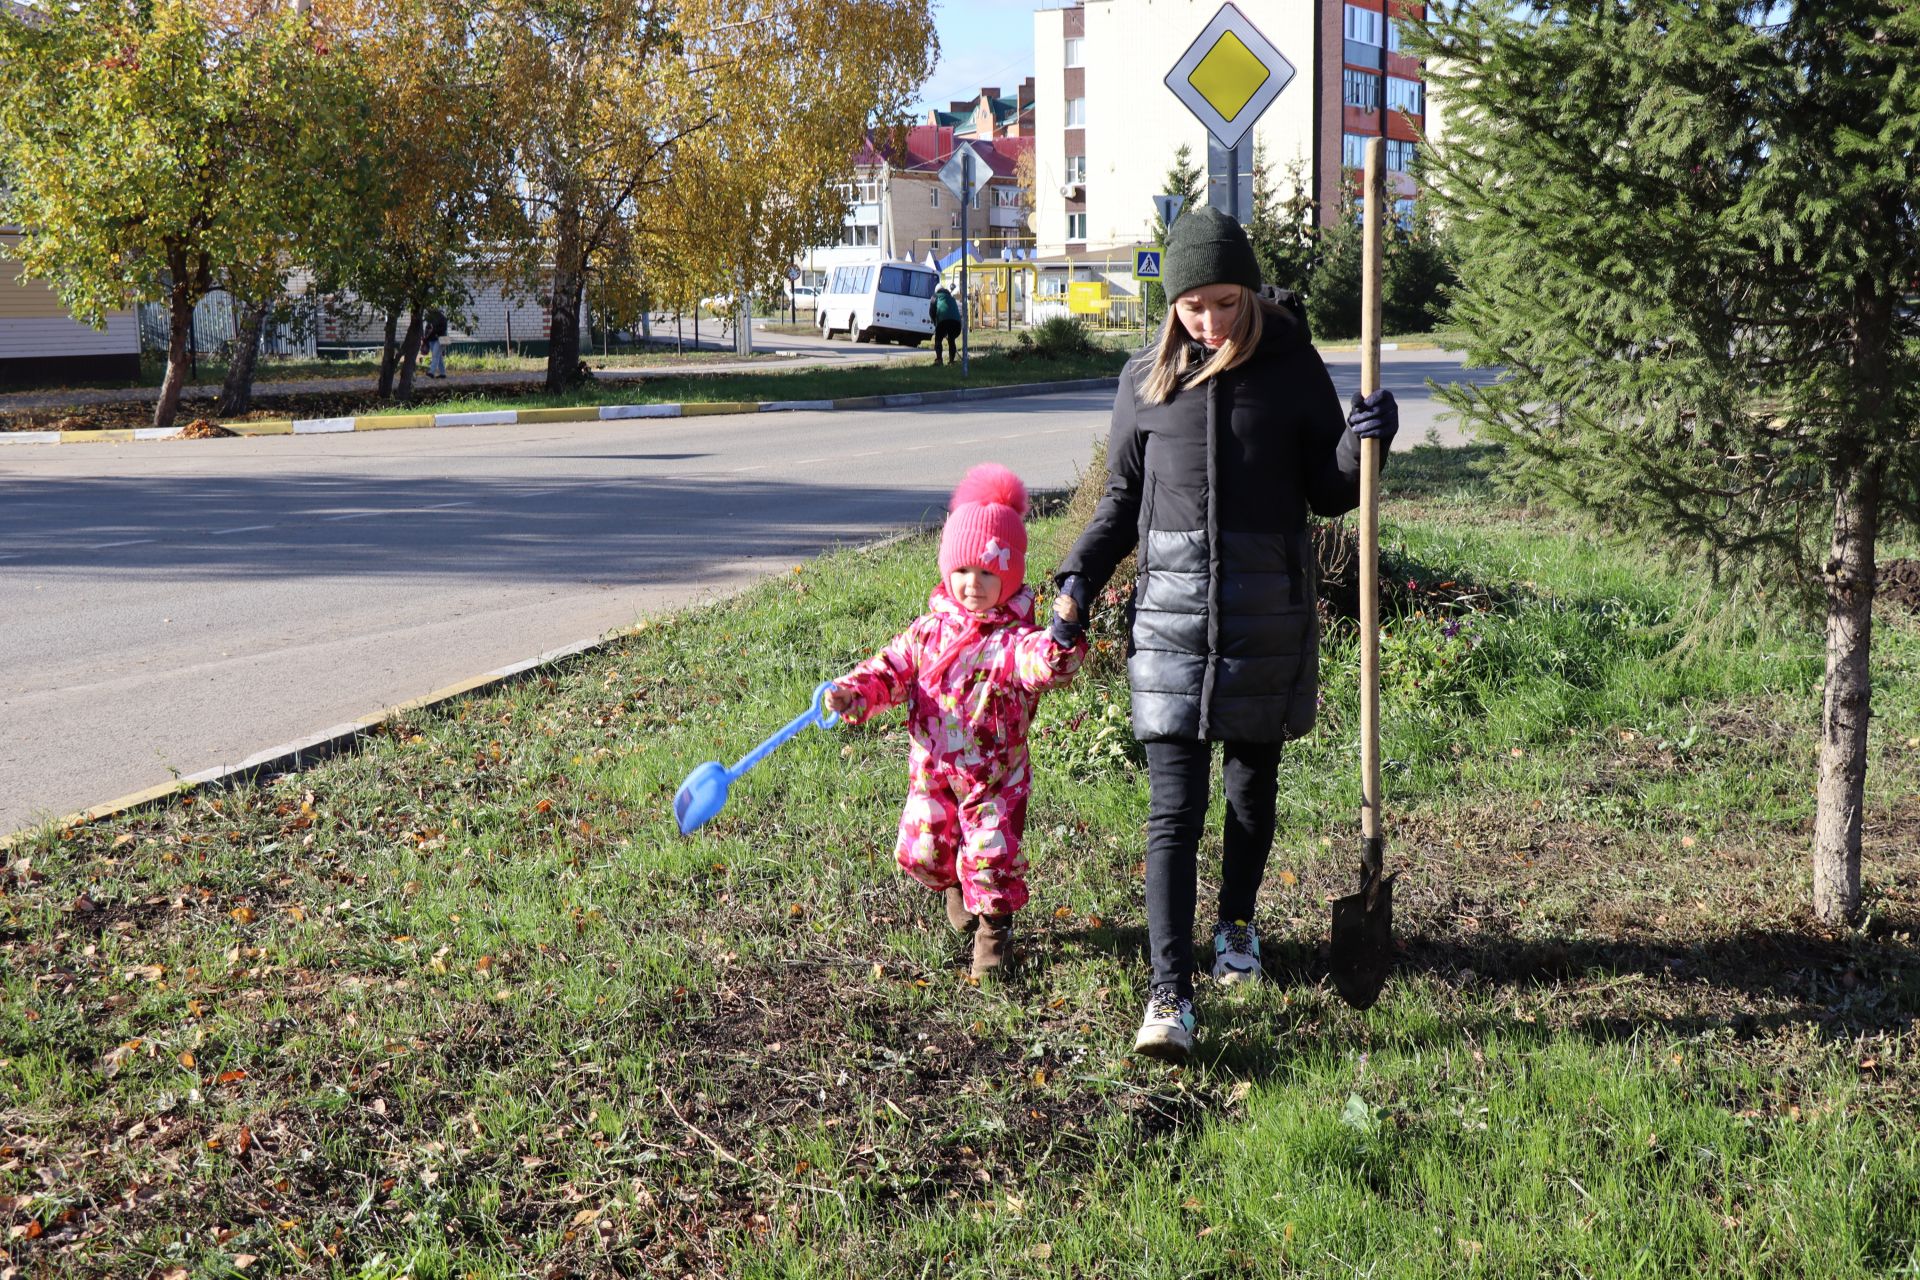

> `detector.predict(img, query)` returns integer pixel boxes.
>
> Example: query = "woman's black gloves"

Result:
[1348,388,1400,444]
[1050,573,1092,647]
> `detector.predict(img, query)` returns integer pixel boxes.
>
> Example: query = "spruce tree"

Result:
[1143,143,1205,320]
[1306,196,1364,341]
[1246,147,1317,296]
[1413,0,1920,923]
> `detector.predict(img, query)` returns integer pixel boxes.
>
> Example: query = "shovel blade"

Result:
[1329,870,1395,1010]
[673,761,732,835]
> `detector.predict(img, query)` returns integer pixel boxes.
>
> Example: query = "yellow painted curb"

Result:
[515,406,600,424]
[62,428,135,443]
[228,420,294,436]
[0,778,195,851]
[680,401,762,417]
[355,413,433,431]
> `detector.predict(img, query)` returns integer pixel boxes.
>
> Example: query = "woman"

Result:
[1053,205,1397,1061]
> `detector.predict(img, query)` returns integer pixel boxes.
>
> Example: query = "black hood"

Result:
[1255,286,1312,355]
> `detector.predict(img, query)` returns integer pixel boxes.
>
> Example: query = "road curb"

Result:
[0,630,641,850]
[0,377,1122,446]
[0,519,970,848]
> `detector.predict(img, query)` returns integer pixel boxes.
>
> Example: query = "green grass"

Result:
[114,346,777,390]
[389,346,1130,418]
[4,446,1918,1277]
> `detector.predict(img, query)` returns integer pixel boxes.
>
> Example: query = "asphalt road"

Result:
[0,349,1493,835]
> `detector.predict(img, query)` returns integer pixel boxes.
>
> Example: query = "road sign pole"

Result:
[960,153,971,378]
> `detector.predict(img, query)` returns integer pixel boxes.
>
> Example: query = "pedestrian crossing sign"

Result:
[1166,2,1296,150]
[1133,249,1162,281]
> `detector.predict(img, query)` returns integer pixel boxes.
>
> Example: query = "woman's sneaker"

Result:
[1211,919,1262,986]
[1133,982,1196,1062]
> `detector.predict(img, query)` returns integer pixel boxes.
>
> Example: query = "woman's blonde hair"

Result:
[1139,284,1265,405]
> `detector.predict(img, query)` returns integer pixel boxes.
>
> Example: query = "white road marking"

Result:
[211,524,274,535]
[91,538,155,549]
[424,501,474,509]
[322,511,386,522]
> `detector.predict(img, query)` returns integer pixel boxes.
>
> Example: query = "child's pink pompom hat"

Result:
[938,463,1029,605]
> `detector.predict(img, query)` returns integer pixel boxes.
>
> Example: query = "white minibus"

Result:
[816,259,939,345]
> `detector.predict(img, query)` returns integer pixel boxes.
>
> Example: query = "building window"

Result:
[1066,212,1087,241]
[838,225,879,248]
[1343,69,1381,110]
[1064,37,1084,67]
[1065,155,1086,183]
[1342,133,1369,169]
[1344,4,1382,45]
[1386,138,1418,172]
[1065,96,1087,126]
[1386,76,1423,115]
[1386,18,1404,52]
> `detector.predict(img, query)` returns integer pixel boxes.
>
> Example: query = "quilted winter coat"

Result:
[1058,289,1363,743]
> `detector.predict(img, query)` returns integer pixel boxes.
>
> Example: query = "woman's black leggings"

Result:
[1144,739,1284,995]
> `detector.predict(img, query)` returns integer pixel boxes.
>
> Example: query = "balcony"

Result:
[988,206,1026,229]
[842,203,881,228]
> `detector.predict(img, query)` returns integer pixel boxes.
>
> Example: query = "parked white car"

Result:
[816,259,937,345]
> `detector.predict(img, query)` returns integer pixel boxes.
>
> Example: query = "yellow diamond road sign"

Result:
[1166,3,1296,150]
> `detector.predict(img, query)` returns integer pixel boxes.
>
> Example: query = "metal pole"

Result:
[960,154,971,377]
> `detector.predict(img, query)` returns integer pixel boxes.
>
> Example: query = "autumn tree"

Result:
[327,0,514,401]
[1414,0,1920,922]
[483,0,934,391]
[0,0,369,428]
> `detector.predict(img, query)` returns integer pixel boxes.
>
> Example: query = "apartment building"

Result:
[1033,1,1428,258]
[802,105,1036,288]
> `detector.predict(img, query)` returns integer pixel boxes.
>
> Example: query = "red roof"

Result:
[856,127,1029,179]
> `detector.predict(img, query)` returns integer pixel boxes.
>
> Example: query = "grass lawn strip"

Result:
[0,348,1132,437]
[3,446,1917,1277]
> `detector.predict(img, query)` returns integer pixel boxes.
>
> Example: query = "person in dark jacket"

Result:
[1048,205,1398,1061]
[929,286,962,364]
[422,307,450,379]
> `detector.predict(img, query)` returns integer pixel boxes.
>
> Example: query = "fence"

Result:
[136,292,317,359]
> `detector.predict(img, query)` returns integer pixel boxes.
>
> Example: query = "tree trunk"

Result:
[377,307,400,399]
[214,298,269,418]
[545,210,588,392]
[395,305,424,403]
[1812,457,1881,925]
[154,272,195,431]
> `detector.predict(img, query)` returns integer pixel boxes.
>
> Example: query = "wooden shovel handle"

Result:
[1358,139,1385,848]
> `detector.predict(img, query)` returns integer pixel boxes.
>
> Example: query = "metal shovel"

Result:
[673,681,841,835]
[1330,139,1397,1010]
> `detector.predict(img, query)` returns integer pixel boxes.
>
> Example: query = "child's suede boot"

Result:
[971,913,1014,980]
[943,886,977,935]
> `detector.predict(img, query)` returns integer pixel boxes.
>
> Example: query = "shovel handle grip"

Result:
[727,681,840,780]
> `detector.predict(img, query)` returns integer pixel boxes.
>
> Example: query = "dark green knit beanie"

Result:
[1160,204,1262,301]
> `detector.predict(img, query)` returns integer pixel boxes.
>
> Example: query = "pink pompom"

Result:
[949,462,1028,516]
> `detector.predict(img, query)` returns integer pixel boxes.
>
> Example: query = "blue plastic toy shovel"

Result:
[673,680,841,835]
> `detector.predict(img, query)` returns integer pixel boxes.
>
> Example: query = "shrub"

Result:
[1013,316,1098,362]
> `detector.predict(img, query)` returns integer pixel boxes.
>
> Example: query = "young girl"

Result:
[826,464,1086,980]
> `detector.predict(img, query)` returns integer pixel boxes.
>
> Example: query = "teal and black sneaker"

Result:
[1211,918,1262,986]
[1133,982,1196,1062]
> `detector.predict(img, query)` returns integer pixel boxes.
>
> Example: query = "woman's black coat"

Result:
[1058,289,1362,743]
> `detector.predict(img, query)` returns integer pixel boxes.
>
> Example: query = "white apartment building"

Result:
[1033,0,1429,259]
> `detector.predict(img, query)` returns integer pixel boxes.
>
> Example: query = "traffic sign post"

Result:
[1165,3,1294,227]
[939,146,979,376]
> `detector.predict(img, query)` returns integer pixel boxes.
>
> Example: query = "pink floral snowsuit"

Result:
[836,584,1086,916]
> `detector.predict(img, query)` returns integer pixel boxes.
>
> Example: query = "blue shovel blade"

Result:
[673,760,731,834]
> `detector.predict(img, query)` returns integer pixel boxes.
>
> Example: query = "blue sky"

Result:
[913,0,1040,117]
